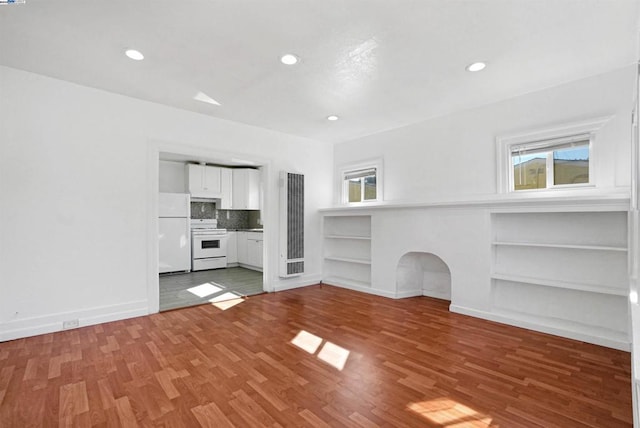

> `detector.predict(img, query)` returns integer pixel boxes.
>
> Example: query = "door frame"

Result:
[146,139,272,314]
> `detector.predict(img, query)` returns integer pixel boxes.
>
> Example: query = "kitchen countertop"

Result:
[227,228,263,232]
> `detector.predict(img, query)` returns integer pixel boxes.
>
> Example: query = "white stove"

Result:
[190,219,228,270]
[191,218,227,233]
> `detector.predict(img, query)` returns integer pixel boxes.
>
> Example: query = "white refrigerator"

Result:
[158,193,191,273]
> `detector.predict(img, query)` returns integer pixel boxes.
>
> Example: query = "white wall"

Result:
[0,66,333,341]
[335,66,635,204]
[324,66,635,351]
[159,161,187,193]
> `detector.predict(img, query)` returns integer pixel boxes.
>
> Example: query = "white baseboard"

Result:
[237,263,262,272]
[423,289,452,301]
[272,274,322,292]
[396,289,425,299]
[321,279,422,299]
[450,304,631,352]
[0,300,148,342]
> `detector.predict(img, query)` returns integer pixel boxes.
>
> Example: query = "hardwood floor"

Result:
[0,285,632,427]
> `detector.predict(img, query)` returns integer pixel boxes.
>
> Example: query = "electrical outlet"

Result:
[63,319,79,330]
[226,211,230,220]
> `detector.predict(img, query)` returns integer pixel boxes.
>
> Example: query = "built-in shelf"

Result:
[322,276,371,290]
[324,256,371,265]
[492,241,627,252]
[491,210,629,347]
[491,272,627,296]
[323,215,372,290]
[493,307,630,349]
[324,235,371,240]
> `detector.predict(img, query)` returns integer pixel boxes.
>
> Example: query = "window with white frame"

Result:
[511,135,590,191]
[497,117,610,193]
[340,161,382,204]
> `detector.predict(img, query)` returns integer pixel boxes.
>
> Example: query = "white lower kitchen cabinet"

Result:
[236,231,263,271]
[247,237,263,269]
[226,231,238,265]
[237,231,248,265]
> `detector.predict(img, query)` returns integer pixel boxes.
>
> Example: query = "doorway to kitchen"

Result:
[153,146,269,312]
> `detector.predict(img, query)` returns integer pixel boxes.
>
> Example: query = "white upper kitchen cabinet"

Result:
[219,167,232,209]
[187,164,222,198]
[232,168,260,210]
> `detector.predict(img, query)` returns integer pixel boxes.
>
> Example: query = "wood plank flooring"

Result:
[0,284,632,427]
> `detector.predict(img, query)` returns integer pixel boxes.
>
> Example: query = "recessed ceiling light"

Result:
[280,54,299,65]
[327,115,339,121]
[125,49,144,61]
[466,62,486,72]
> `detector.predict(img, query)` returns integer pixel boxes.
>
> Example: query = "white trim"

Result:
[496,116,613,194]
[0,300,148,342]
[322,279,396,298]
[396,289,426,299]
[146,144,161,314]
[628,60,640,426]
[320,192,630,213]
[450,304,630,351]
[272,274,322,292]
[321,278,423,299]
[337,158,384,205]
[423,289,452,301]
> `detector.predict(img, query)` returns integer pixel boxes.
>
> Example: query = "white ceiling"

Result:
[1,1,638,144]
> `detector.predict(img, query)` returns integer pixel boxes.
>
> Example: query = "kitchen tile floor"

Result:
[159,267,263,311]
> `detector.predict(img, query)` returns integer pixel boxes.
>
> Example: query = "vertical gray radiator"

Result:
[279,171,304,277]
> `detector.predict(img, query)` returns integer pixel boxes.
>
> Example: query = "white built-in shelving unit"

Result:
[322,215,372,289]
[491,210,629,345]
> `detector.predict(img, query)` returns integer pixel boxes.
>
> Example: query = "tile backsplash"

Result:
[217,209,249,229]
[190,202,261,229]
[190,202,216,220]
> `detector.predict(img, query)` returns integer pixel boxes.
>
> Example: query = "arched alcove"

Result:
[397,252,451,300]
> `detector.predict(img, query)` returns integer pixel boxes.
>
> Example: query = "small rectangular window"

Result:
[497,116,609,194]
[510,135,590,191]
[343,167,378,203]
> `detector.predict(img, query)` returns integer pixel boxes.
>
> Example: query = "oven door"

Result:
[192,234,228,259]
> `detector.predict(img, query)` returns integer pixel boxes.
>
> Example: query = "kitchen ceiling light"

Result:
[125,49,144,61]
[466,62,486,72]
[327,115,339,121]
[231,158,256,166]
[280,54,299,65]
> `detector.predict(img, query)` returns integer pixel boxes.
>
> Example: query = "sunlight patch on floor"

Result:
[407,398,493,427]
[291,330,323,354]
[187,282,224,298]
[317,341,350,371]
[290,330,350,371]
[209,291,244,310]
